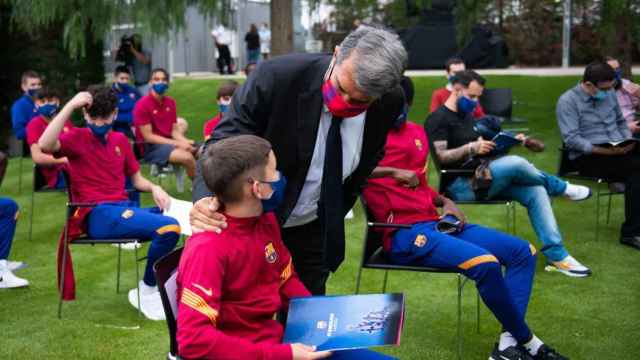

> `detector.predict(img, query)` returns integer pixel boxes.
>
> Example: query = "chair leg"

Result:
[355,267,364,294]
[457,275,463,360]
[476,291,480,334]
[511,203,516,235]
[381,270,389,293]
[606,193,613,225]
[18,156,23,193]
[134,242,142,318]
[116,245,122,294]
[596,182,602,242]
[28,191,35,241]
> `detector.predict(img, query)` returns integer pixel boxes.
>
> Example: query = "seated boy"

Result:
[363,76,568,360]
[177,135,393,360]
[112,65,141,139]
[203,80,238,141]
[39,86,180,320]
[430,57,486,118]
[26,87,72,189]
[133,68,197,179]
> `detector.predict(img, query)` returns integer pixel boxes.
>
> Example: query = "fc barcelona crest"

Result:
[115,145,122,156]
[265,242,278,263]
[414,139,423,151]
[414,234,427,248]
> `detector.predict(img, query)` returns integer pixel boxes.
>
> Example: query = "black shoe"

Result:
[489,343,533,360]
[620,236,640,250]
[532,344,569,360]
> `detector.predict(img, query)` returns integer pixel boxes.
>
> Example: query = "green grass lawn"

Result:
[1,75,639,359]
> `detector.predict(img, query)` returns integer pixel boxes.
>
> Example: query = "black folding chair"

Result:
[480,88,528,126]
[557,146,623,241]
[427,139,516,234]
[57,171,148,319]
[356,197,479,360]
[29,165,66,241]
[154,247,184,360]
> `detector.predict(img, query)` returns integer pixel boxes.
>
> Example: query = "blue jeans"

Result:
[390,222,537,343]
[447,155,569,262]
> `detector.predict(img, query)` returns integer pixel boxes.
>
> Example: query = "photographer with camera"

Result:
[114,33,152,95]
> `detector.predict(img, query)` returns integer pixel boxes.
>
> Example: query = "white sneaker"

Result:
[7,260,26,272]
[128,281,166,321]
[111,242,142,251]
[564,183,591,201]
[0,261,29,289]
[544,255,592,277]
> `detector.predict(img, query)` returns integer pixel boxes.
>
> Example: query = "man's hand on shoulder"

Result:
[190,197,228,234]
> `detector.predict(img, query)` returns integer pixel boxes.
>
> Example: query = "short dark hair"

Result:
[399,76,414,106]
[34,87,59,101]
[86,85,118,119]
[151,68,170,82]
[114,65,130,76]
[583,61,615,85]
[217,80,239,99]
[21,70,40,84]
[445,57,465,72]
[202,135,272,204]
[451,70,486,87]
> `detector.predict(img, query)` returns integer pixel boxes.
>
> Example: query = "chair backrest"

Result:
[426,136,456,194]
[358,197,386,267]
[33,165,66,192]
[480,88,513,119]
[154,247,184,359]
[61,170,74,203]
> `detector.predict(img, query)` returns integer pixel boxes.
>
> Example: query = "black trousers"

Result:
[216,45,233,74]
[281,219,330,295]
[575,148,640,237]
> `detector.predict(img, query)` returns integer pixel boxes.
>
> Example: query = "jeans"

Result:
[0,198,18,260]
[447,155,569,262]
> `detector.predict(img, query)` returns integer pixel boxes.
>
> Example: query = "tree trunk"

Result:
[270,0,293,56]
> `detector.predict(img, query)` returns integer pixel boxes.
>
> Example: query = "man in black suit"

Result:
[189,26,408,295]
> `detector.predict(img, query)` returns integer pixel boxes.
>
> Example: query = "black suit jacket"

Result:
[193,53,405,225]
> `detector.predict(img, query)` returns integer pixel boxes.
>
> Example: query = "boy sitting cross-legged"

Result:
[39,86,180,320]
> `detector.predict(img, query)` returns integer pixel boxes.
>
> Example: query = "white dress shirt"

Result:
[284,106,366,228]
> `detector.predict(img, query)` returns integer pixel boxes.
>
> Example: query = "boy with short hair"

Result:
[203,80,238,140]
[26,87,72,189]
[11,70,42,140]
[133,68,197,179]
[112,65,141,139]
[39,86,180,320]
[429,57,486,118]
[177,135,392,360]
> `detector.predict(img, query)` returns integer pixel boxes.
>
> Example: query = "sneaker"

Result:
[489,343,533,360]
[532,344,568,360]
[0,261,29,289]
[563,183,591,201]
[544,255,592,277]
[176,166,186,193]
[128,282,166,321]
[111,242,142,251]
[7,260,26,272]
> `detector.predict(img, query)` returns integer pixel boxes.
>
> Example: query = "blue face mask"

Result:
[457,95,478,114]
[116,82,133,93]
[219,104,229,114]
[592,89,608,101]
[259,171,287,213]
[447,75,457,83]
[27,89,39,97]
[393,103,409,129]
[614,69,622,83]
[152,83,169,95]
[38,104,58,118]
[87,122,112,143]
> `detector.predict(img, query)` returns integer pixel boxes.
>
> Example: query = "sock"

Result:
[498,331,518,351]
[524,334,544,356]
[139,280,158,295]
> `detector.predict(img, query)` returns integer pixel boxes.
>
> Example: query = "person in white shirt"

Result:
[259,23,271,60]
[211,25,234,74]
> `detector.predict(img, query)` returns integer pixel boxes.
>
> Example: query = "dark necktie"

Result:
[319,116,345,272]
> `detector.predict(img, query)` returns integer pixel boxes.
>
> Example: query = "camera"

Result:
[115,35,135,65]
